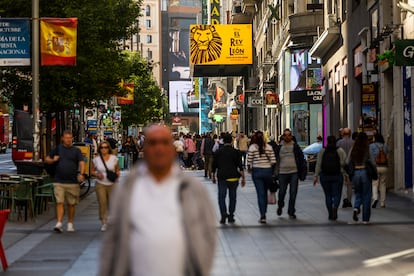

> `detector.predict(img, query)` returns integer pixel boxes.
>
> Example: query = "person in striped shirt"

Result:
[247,131,276,224]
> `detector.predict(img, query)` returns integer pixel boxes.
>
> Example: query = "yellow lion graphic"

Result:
[190,25,222,64]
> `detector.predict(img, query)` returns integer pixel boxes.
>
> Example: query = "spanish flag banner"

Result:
[117,81,134,104]
[40,18,78,66]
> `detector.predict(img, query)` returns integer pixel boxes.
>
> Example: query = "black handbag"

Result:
[100,155,118,182]
[365,160,378,181]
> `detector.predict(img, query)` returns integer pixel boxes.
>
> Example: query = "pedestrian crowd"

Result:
[44,124,390,275]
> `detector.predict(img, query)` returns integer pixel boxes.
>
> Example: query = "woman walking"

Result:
[313,135,347,221]
[348,132,376,224]
[92,141,120,231]
[247,131,276,223]
[370,133,388,208]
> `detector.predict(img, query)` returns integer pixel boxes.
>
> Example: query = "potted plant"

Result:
[376,49,395,72]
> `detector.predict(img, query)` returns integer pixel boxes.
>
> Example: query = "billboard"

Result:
[189,24,252,65]
[169,17,195,81]
[169,81,199,113]
[290,49,322,91]
[0,18,30,66]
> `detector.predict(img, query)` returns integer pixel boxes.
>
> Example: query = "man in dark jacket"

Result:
[212,133,245,224]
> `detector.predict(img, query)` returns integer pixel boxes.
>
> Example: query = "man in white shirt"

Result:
[99,124,217,276]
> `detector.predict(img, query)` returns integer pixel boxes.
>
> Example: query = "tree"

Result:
[118,52,168,127]
[0,0,142,112]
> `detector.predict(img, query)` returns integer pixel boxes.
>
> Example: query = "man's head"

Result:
[342,128,352,137]
[62,130,73,147]
[143,124,175,172]
[282,128,293,143]
[223,133,233,144]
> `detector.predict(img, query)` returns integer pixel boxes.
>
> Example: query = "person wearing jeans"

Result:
[212,133,245,224]
[347,132,375,224]
[251,167,273,220]
[313,135,347,220]
[247,131,276,224]
[278,173,299,218]
[353,169,372,222]
[275,129,306,219]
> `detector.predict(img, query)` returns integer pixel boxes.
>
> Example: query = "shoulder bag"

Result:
[100,155,119,182]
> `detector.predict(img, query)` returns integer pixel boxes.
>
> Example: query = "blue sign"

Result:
[0,18,30,66]
[86,120,98,128]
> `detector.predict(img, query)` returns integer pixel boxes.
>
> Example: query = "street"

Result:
[0,151,17,174]
[2,169,414,276]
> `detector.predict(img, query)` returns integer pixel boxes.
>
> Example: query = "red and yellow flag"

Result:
[117,81,134,104]
[40,18,78,66]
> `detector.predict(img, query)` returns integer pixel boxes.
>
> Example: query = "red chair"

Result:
[0,209,10,271]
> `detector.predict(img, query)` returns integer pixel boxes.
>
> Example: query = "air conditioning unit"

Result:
[84,108,97,121]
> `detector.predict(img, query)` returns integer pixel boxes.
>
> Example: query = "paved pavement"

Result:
[2,170,414,275]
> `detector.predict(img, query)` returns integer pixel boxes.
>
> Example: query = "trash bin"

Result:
[0,209,10,271]
[118,155,125,170]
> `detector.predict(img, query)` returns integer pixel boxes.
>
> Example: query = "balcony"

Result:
[242,0,257,14]
[231,0,253,24]
[288,10,323,43]
[309,14,342,59]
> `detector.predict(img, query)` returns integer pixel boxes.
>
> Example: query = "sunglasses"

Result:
[100,146,109,149]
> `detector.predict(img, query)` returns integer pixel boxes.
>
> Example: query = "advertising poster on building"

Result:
[189,24,252,65]
[0,18,30,66]
[290,49,322,91]
[199,78,213,133]
[361,84,377,133]
[169,17,195,81]
[169,81,199,114]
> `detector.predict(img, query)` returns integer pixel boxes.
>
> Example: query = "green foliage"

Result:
[0,0,142,111]
[119,52,167,127]
[376,49,395,66]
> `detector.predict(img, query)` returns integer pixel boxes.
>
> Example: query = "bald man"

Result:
[336,128,354,208]
[99,124,217,276]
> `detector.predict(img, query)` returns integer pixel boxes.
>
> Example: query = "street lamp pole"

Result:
[32,0,40,162]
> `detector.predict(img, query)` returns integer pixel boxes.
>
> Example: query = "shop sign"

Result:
[395,39,414,66]
[289,90,322,104]
[248,96,263,107]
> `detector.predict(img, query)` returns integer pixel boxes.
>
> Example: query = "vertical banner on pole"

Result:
[0,18,31,66]
[403,67,413,189]
[40,18,78,66]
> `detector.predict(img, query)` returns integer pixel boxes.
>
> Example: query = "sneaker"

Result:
[67,222,75,232]
[289,214,297,219]
[53,222,63,233]
[277,207,282,216]
[227,215,235,224]
[259,216,266,224]
[100,224,107,232]
[362,221,370,225]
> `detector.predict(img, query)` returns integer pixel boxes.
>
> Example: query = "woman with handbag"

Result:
[247,131,276,224]
[347,132,377,224]
[92,141,120,231]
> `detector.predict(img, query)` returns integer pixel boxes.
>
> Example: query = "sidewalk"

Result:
[2,170,414,275]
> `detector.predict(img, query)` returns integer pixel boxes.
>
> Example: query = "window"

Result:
[147,48,153,59]
[146,20,151,29]
[147,35,152,43]
[145,5,151,16]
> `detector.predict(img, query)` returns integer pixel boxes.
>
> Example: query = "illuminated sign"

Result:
[189,24,252,65]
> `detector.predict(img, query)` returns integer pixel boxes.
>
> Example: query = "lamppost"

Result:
[32,0,40,162]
